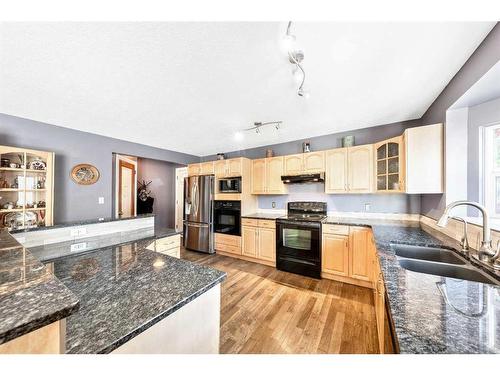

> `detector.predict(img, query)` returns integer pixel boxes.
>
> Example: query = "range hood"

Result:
[281,173,325,184]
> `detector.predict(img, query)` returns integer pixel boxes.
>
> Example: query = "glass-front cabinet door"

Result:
[375,136,405,192]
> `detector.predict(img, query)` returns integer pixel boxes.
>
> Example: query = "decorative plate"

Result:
[71,164,100,185]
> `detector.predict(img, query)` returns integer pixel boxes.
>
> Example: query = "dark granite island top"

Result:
[47,238,226,354]
[324,216,500,354]
[0,230,79,345]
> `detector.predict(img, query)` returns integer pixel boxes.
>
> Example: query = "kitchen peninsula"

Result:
[0,216,226,354]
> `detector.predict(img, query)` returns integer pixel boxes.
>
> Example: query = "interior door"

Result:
[118,160,136,218]
[175,167,188,232]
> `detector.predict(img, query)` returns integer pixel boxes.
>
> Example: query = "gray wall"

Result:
[137,157,180,230]
[421,23,500,219]
[0,113,198,223]
[203,119,422,214]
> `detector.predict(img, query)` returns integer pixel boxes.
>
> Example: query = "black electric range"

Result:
[276,202,327,278]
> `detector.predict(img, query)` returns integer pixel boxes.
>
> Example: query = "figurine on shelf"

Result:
[11,177,18,189]
[37,177,46,189]
[37,200,46,208]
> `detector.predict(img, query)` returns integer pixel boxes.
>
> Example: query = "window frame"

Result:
[481,122,500,218]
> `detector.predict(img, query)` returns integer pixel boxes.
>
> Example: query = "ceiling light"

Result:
[297,87,310,98]
[234,131,244,141]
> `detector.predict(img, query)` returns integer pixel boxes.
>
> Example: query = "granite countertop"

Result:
[241,212,284,220]
[27,227,180,263]
[0,230,79,345]
[46,237,226,354]
[324,216,500,354]
[10,214,155,234]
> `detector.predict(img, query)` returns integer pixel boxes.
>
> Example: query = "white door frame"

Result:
[175,167,188,233]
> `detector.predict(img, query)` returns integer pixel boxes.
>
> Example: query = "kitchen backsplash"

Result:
[257,183,421,214]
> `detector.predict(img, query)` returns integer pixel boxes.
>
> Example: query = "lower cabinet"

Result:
[215,233,242,255]
[146,234,181,258]
[321,225,373,287]
[241,219,276,265]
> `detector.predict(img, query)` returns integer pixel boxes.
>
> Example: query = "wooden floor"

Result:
[181,247,379,354]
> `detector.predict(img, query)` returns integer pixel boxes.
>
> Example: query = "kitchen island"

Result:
[0,225,226,354]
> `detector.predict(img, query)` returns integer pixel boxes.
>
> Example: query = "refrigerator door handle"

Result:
[186,222,209,228]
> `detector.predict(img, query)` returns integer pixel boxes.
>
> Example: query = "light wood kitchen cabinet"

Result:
[199,161,214,175]
[187,163,201,176]
[257,227,276,262]
[303,151,325,172]
[241,225,258,258]
[251,157,287,195]
[325,148,347,193]
[325,145,373,194]
[284,154,303,175]
[215,233,242,255]
[214,158,243,178]
[251,159,266,194]
[0,145,55,230]
[241,219,276,265]
[146,234,181,258]
[284,151,325,175]
[375,136,405,193]
[404,123,443,194]
[349,227,373,282]
[322,233,349,277]
[321,225,374,288]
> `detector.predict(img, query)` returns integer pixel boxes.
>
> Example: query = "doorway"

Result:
[175,167,188,232]
[114,154,138,218]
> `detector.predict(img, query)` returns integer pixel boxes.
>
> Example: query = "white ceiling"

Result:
[0,22,495,156]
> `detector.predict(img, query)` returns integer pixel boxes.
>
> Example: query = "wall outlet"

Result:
[364,203,371,212]
[70,228,79,236]
[272,201,276,208]
[70,242,87,252]
[98,197,104,204]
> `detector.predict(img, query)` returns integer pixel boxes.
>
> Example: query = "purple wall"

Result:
[0,113,197,223]
[203,119,422,214]
[420,23,500,219]
[137,157,181,230]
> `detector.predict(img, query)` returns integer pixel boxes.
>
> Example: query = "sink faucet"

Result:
[450,216,469,253]
[436,200,500,269]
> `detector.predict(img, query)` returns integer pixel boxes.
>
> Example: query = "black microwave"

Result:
[218,177,241,193]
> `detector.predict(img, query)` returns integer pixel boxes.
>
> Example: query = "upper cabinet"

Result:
[187,163,201,176]
[325,145,373,194]
[404,123,443,194]
[214,158,242,178]
[374,136,405,193]
[284,151,325,175]
[251,157,287,195]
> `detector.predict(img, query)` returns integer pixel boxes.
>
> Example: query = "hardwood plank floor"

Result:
[181,247,379,354]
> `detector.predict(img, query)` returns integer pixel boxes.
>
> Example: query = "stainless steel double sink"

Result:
[391,244,499,286]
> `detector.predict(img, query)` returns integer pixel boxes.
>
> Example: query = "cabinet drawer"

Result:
[215,242,242,255]
[242,218,259,227]
[322,224,349,236]
[258,220,276,229]
[214,233,241,247]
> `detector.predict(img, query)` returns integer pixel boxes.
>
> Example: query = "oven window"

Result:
[218,214,235,226]
[283,228,312,250]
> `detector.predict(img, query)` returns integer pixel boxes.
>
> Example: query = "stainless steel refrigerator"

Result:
[183,175,215,253]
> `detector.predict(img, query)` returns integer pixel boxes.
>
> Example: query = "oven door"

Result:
[277,221,320,261]
[214,208,241,235]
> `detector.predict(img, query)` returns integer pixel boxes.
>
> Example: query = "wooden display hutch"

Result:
[0,145,54,230]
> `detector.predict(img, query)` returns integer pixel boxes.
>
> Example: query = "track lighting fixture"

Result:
[233,121,283,141]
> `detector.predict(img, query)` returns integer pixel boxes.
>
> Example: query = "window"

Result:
[482,123,500,217]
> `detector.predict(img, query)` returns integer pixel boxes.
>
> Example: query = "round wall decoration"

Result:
[71,164,100,185]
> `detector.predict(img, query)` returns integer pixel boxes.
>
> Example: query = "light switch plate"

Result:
[98,197,104,204]
[70,242,87,252]
[364,203,371,212]
[272,202,276,208]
